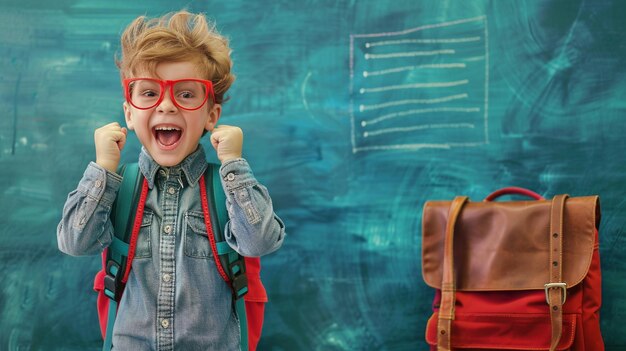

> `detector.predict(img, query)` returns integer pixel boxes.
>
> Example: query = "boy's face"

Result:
[123,61,220,167]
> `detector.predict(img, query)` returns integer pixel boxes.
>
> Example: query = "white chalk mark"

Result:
[483,17,490,144]
[360,79,469,94]
[301,71,315,120]
[363,123,475,138]
[363,107,480,126]
[365,49,455,60]
[464,56,485,62]
[360,94,468,112]
[363,63,466,77]
[352,16,486,39]
[352,141,486,153]
[365,36,481,48]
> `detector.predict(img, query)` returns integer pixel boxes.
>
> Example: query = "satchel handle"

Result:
[484,187,544,201]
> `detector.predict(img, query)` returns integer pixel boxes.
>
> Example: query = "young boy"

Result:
[57,11,285,350]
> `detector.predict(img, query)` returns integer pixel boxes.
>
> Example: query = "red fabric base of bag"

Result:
[425,236,603,350]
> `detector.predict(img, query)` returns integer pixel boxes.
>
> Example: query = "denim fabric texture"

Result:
[57,146,285,350]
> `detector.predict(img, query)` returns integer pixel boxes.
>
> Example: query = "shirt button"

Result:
[226,173,235,181]
[159,170,167,177]
[163,274,171,282]
[161,319,169,328]
[95,180,102,188]
[164,225,172,234]
[168,187,176,195]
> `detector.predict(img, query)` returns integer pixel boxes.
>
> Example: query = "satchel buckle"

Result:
[544,282,567,305]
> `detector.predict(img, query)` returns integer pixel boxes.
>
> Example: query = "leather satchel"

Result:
[421,187,603,351]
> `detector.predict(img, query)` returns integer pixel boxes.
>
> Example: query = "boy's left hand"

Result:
[210,125,243,163]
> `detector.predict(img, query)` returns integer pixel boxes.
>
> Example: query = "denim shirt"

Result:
[57,146,285,351]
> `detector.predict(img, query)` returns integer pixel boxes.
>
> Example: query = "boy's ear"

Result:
[205,104,222,132]
[123,101,135,130]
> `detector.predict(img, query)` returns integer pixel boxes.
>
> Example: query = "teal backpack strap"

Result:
[105,162,142,299]
[211,165,238,263]
[103,163,142,351]
[205,163,249,351]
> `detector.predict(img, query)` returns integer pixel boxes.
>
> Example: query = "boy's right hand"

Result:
[95,122,127,173]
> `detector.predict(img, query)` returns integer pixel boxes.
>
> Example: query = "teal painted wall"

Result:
[1,0,625,349]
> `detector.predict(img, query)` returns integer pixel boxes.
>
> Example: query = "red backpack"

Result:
[93,163,266,351]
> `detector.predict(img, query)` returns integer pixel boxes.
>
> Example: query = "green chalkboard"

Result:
[1,0,625,349]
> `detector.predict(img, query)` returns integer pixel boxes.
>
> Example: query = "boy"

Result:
[57,10,285,350]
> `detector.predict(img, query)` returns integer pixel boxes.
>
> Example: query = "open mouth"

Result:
[153,126,183,149]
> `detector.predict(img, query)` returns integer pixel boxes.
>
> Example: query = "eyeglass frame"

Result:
[123,78,216,111]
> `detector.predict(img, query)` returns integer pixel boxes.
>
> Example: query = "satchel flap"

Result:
[422,196,600,291]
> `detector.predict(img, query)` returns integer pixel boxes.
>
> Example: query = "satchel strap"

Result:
[547,194,569,351]
[437,196,468,351]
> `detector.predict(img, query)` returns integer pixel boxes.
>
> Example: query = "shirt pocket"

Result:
[184,211,213,259]
[133,209,153,259]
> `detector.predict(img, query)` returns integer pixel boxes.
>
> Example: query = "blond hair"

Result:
[116,11,235,104]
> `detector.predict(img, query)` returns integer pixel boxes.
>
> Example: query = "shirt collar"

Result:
[138,145,208,189]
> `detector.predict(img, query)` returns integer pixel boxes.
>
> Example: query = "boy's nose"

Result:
[157,89,178,113]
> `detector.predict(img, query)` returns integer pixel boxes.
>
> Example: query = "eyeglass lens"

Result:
[128,79,208,109]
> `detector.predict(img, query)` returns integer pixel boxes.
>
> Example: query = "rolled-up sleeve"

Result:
[57,162,121,256]
[220,158,285,257]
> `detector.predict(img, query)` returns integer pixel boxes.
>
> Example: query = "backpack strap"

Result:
[199,164,249,298]
[104,163,141,302]
[105,163,145,300]
[211,164,250,351]
[102,163,147,351]
[200,163,250,351]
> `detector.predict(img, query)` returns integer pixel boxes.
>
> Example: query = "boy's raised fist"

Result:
[95,122,127,173]
[210,125,243,163]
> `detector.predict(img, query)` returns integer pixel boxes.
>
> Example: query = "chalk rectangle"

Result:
[350,16,489,152]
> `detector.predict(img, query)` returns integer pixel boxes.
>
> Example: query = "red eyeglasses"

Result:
[123,78,215,111]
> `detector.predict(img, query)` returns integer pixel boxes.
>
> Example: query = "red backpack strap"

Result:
[100,164,148,351]
[199,165,250,300]
[102,177,148,300]
[121,179,149,283]
[199,164,253,351]
[199,172,231,282]
[100,163,145,302]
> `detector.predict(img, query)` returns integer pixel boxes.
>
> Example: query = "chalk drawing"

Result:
[350,16,489,153]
